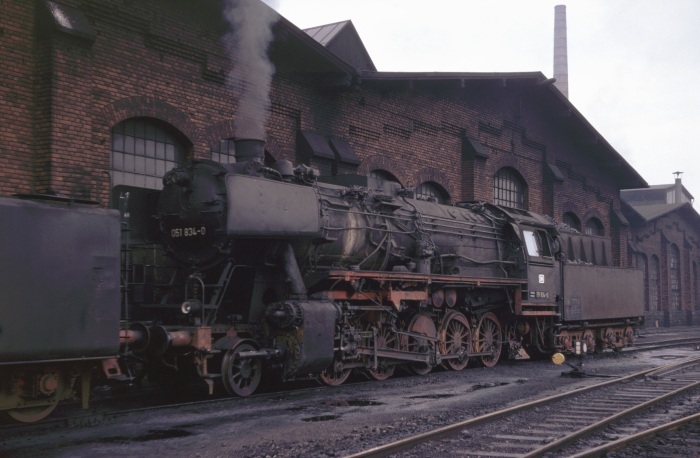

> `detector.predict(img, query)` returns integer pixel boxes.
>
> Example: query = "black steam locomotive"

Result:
[0,139,644,421]
[124,139,644,394]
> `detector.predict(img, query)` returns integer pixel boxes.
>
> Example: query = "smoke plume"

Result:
[222,0,278,139]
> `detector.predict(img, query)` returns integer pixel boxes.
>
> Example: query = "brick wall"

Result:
[0,0,36,195]
[631,211,700,326]
[2,0,637,268]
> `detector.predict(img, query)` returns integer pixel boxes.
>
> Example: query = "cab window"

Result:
[523,230,552,258]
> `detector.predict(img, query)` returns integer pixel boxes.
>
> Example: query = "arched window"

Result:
[369,169,400,184]
[650,255,660,311]
[111,118,187,189]
[639,254,649,311]
[584,217,604,236]
[415,181,449,204]
[670,244,681,310]
[211,138,236,164]
[563,212,581,232]
[493,167,526,209]
[694,261,699,311]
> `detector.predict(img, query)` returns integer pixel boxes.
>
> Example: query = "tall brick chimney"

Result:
[554,5,569,98]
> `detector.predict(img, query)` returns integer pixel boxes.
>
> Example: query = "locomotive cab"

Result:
[493,205,562,317]
[520,225,561,315]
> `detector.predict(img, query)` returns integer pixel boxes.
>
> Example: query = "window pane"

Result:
[124,154,135,172]
[112,133,124,152]
[523,231,540,256]
[113,152,123,170]
[111,171,123,186]
[124,119,135,136]
[166,144,175,161]
[146,140,156,157]
[156,142,165,159]
[135,155,145,173]
[146,158,156,176]
[123,172,134,187]
[134,120,145,138]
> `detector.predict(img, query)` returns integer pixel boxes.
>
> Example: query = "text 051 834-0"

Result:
[171,227,206,238]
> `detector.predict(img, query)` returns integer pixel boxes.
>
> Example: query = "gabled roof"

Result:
[622,181,695,206]
[625,202,688,222]
[303,20,376,71]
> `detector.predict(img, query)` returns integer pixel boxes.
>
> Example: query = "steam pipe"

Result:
[282,242,307,300]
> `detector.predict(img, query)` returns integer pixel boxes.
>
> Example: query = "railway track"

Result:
[633,334,700,352]
[2,332,699,456]
[348,355,700,457]
[567,412,700,457]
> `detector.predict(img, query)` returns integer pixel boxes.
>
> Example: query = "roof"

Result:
[626,202,688,221]
[304,20,348,46]
[303,20,376,71]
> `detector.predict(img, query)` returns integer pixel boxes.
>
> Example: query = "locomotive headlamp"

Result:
[181,299,202,315]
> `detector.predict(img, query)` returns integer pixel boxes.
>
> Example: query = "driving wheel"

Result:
[438,311,471,371]
[403,314,436,375]
[367,325,398,381]
[475,312,502,368]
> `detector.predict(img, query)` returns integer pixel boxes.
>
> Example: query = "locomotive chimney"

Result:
[554,5,569,98]
[234,138,265,164]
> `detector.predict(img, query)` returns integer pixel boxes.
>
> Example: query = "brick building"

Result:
[2,0,695,325]
[623,177,700,326]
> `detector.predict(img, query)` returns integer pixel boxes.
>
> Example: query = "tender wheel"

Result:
[438,311,471,371]
[4,403,58,424]
[221,343,262,396]
[367,325,397,381]
[320,360,351,386]
[558,330,572,352]
[582,329,596,353]
[475,312,502,368]
[403,314,436,375]
[604,327,617,350]
[623,326,635,346]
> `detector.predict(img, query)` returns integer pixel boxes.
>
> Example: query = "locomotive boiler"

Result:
[126,138,644,395]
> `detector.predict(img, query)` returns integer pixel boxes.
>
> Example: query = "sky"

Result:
[261,0,700,200]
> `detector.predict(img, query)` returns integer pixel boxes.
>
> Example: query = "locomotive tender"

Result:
[0,196,122,422]
[0,138,644,421]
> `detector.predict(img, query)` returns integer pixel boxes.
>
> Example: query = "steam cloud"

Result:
[222,0,278,139]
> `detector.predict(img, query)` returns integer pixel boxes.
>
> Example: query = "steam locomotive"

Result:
[0,138,644,422]
[125,139,644,393]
